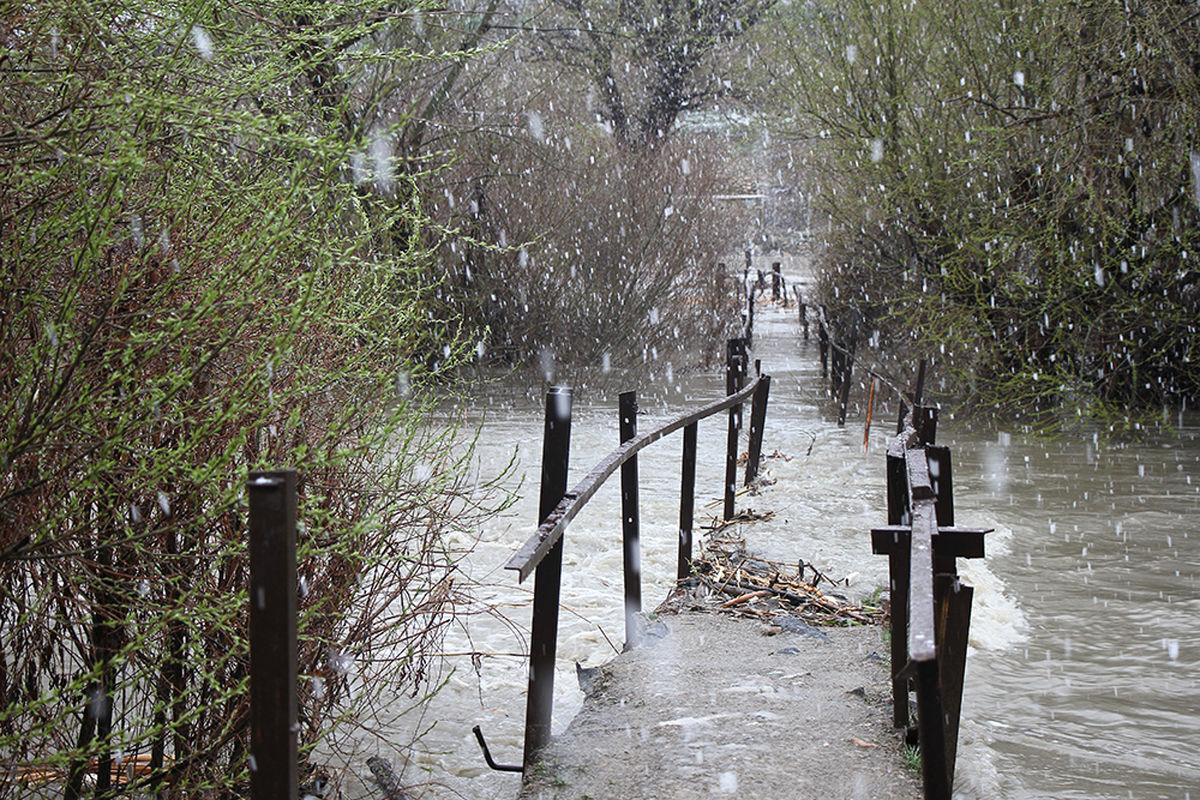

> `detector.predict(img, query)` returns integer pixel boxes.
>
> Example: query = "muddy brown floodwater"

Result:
[324,265,1200,799]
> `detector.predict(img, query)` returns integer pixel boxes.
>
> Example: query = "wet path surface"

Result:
[518,612,920,800]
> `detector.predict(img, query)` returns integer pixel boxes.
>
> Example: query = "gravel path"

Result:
[518,610,921,800]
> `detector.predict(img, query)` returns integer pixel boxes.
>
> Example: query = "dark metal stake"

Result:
[914,359,928,407]
[678,421,698,581]
[619,391,641,648]
[723,340,745,520]
[837,327,858,426]
[927,445,954,529]
[248,469,298,800]
[887,454,911,527]
[523,387,573,771]
[884,455,911,728]
[887,530,912,729]
[818,318,828,377]
[744,374,771,486]
[915,405,938,446]
[745,287,755,347]
[916,657,951,800]
[797,289,808,339]
[936,575,972,792]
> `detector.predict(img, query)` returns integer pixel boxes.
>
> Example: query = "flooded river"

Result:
[364,301,1199,799]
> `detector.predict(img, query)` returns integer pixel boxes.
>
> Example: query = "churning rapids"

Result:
[338,296,1200,799]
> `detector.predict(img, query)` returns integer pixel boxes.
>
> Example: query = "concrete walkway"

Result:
[518,610,921,800]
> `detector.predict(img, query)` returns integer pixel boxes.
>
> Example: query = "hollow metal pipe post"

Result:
[744,374,771,486]
[678,421,698,580]
[523,387,573,771]
[619,391,642,648]
[248,469,298,800]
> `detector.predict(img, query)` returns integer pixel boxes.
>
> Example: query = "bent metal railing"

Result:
[872,401,991,800]
[473,338,771,776]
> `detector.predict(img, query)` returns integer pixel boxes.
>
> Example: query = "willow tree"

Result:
[764,0,1200,431]
[0,2,497,796]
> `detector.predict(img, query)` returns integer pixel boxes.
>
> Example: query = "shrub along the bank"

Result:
[763,0,1199,432]
[0,3,499,795]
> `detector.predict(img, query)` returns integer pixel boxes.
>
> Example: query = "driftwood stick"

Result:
[721,589,772,608]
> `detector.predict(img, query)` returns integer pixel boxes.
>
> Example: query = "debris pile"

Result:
[665,518,884,627]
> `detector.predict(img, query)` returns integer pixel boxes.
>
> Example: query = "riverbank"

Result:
[518,607,920,800]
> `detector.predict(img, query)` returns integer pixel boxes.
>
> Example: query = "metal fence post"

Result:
[744,373,771,486]
[884,453,910,728]
[523,387,572,770]
[745,286,755,347]
[619,391,641,648]
[678,421,698,580]
[723,339,745,520]
[248,469,298,800]
[818,318,829,378]
[837,326,858,427]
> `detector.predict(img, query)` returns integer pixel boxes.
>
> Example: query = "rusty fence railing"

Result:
[472,337,772,776]
[871,386,991,799]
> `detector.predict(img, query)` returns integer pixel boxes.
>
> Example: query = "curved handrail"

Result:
[505,373,762,582]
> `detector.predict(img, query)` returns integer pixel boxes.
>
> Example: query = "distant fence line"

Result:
[471,337,770,774]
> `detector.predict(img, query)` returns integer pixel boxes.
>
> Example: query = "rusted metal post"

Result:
[744,374,771,486]
[678,421,698,580]
[619,391,642,648]
[248,469,298,800]
[523,387,573,770]
[723,339,745,520]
